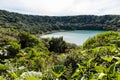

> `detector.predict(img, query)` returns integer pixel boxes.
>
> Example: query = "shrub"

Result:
[49,37,67,53]
[19,32,39,48]
[6,42,21,58]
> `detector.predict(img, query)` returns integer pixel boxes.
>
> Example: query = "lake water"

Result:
[41,30,105,45]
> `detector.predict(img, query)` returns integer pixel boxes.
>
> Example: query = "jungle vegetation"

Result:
[0,27,120,80]
[0,10,120,80]
[0,10,120,34]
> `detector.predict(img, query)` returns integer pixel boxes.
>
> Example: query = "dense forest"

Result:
[0,10,120,34]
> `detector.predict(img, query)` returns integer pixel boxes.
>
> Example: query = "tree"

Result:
[19,32,39,48]
[5,42,20,58]
[49,37,67,53]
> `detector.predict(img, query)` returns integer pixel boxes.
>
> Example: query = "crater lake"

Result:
[41,30,105,45]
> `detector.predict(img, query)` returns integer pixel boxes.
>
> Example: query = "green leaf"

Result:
[26,77,40,80]
[0,76,4,80]
[0,64,8,71]
[102,57,113,62]
[52,65,65,78]
[77,64,84,74]
[116,73,120,80]
[108,63,116,74]
[115,60,120,64]
[97,73,106,79]
[11,71,18,79]
[95,66,106,73]
[87,58,94,67]
[112,56,120,61]
[71,69,80,78]
[90,79,96,80]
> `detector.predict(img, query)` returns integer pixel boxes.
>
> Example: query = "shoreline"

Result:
[36,29,107,37]
[36,30,66,36]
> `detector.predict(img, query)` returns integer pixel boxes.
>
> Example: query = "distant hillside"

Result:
[0,10,120,34]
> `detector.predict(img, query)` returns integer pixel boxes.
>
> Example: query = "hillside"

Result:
[0,10,120,34]
[0,28,120,79]
[0,10,120,79]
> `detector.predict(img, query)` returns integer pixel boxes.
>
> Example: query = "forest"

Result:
[0,10,120,34]
[0,10,120,80]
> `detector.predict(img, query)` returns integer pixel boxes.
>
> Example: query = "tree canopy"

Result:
[0,10,120,34]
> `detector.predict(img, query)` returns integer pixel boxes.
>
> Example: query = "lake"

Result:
[41,30,105,45]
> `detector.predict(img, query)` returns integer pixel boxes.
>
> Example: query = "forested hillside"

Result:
[0,10,120,34]
[0,28,120,79]
[0,10,120,79]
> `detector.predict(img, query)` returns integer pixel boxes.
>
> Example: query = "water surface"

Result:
[41,30,105,45]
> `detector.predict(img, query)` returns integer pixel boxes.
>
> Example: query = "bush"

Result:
[0,64,8,71]
[6,42,21,58]
[83,31,120,49]
[49,37,67,53]
[19,32,40,48]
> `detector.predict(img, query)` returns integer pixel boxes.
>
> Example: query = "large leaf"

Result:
[0,76,4,80]
[102,57,113,62]
[71,68,80,78]
[95,66,106,73]
[10,71,18,79]
[87,58,94,67]
[52,65,65,78]
[26,77,40,80]
[112,56,120,61]
[97,73,106,79]
[116,73,120,80]
[108,63,116,74]
[71,64,85,79]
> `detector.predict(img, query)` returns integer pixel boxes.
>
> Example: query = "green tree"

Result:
[49,37,67,53]
[19,32,39,48]
[5,42,20,58]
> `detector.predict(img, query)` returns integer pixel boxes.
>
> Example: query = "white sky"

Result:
[0,0,120,16]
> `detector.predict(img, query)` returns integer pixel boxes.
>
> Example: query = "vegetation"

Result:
[49,37,67,53]
[0,9,120,80]
[0,10,120,34]
[0,27,120,80]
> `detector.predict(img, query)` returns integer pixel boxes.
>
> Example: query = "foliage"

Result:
[0,76,4,80]
[19,32,40,48]
[0,10,120,34]
[49,37,67,53]
[0,28,120,80]
[83,31,120,49]
[19,71,42,79]
[52,65,65,78]
[6,42,21,58]
[0,64,8,71]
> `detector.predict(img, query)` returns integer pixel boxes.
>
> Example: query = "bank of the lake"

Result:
[41,30,105,45]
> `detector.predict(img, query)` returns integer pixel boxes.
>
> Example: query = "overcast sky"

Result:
[0,0,120,16]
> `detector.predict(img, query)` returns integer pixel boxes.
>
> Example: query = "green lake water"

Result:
[41,30,105,45]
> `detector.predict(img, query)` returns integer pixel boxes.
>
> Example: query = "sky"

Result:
[0,0,120,16]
